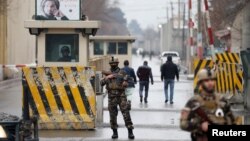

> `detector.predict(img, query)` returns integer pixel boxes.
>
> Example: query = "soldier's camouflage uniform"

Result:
[180,91,235,141]
[100,67,134,129]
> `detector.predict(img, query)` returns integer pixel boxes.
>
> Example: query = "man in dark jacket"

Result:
[122,60,137,110]
[137,61,154,103]
[161,56,179,104]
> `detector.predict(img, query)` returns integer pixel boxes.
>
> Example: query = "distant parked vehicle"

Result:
[160,51,181,71]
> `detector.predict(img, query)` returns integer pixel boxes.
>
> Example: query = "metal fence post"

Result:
[95,72,104,126]
[241,49,250,109]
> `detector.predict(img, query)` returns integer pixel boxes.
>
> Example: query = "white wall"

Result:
[0,65,3,81]
[161,20,188,58]
[231,8,243,52]
[7,0,36,64]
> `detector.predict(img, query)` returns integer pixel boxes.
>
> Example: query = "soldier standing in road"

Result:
[100,57,135,139]
[137,61,154,103]
[180,68,235,141]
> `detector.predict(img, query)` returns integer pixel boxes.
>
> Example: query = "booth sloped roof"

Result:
[89,35,136,42]
[24,20,101,29]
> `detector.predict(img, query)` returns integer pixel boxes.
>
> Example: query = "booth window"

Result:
[94,41,104,55]
[45,34,79,62]
[107,42,117,55]
[118,42,128,54]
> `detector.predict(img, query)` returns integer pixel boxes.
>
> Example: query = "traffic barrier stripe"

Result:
[22,66,96,129]
[215,52,240,64]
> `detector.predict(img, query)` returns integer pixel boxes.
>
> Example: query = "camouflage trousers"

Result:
[108,96,134,129]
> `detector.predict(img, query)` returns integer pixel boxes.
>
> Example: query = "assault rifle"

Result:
[191,103,214,124]
[101,70,128,87]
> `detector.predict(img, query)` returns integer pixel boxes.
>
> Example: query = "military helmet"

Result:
[109,56,119,64]
[197,68,216,83]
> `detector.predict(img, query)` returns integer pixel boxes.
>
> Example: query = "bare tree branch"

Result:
[210,0,250,31]
[81,0,129,35]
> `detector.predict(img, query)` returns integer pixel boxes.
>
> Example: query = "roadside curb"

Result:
[0,78,21,90]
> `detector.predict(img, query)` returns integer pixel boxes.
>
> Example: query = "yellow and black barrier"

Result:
[22,66,96,129]
[215,52,240,64]
[194,52,243,94]
[215,52,243,94]
[215,62,243,94]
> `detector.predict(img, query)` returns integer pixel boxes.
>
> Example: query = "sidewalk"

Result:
[0,78,21,90]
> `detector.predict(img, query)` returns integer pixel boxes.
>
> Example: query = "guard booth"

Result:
[23,0,101,130]
[89,36,136,69]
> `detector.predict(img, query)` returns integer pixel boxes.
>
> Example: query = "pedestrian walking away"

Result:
[161,56,179,104]
[100,56,135,139]
[180,68,235,141]
[136,61,154,103]
[122,60,137,110]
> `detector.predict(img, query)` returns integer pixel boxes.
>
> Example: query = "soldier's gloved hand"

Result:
[181,109,190,120]
[106,74,114,79]
[201,121,209,132]
[151,81,154,85]
[122,81,128,87]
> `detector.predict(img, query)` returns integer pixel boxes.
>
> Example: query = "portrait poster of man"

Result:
[36,0,80,20]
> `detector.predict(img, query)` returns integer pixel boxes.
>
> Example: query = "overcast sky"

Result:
[118,0,197,29]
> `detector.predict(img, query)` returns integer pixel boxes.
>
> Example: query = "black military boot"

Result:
[128,129,135,139]
[112,129,118,139]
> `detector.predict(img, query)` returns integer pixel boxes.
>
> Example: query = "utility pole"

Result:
[182,3,186,61]
[197,0,203,59]
[166,7,169,22]
[171,2,174,19]
[178,0,181,29]
[187,0,194,73]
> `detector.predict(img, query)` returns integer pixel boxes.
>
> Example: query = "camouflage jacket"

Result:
[100,67,128,96]
[180,92,235,135]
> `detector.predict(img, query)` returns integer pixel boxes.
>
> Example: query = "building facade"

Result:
[1,0,36,65]
[160,18,188,59]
